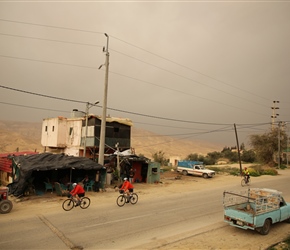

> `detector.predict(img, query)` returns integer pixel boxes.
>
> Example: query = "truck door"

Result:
[280,199,290,221]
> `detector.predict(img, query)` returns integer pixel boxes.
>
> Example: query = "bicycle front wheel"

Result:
[241,179,246,187]
[117,195,126,207]
[62,199,74,211]
[80,197,91,209]
[130,193,138,205]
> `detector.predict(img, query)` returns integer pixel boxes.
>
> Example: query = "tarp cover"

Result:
[8,153,104,196]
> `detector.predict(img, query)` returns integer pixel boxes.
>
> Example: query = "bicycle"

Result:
[116,190,138,207]
[241,175,251,187]
[62,195,91,211]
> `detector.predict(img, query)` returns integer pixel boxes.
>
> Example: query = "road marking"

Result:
[37,214,82,250]
[83,213,153,228]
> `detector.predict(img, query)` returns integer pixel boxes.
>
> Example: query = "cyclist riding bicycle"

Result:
[119,177,134,202]
[243,167,250,183]
[70,183,85,206]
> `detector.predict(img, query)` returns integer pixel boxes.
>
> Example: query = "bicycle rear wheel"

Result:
[62,199,74,211]
[117,195,126,207]
[80,197,90,209]
[130,193,138,205]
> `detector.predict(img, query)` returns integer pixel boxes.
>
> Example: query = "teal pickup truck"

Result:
[223,188,290,235]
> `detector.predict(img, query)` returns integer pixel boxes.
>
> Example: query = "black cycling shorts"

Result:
[78,193,85,197]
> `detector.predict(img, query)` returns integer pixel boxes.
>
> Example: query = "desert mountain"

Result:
[0,120,222,160]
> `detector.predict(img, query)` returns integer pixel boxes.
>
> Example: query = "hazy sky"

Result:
[0,1,290,148]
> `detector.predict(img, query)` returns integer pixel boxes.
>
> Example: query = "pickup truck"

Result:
[177,161,215,178]
[223,188,290,235]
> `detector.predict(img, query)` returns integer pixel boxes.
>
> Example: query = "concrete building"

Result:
[41,110,133,159]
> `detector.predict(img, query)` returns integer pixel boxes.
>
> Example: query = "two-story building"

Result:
[41,110,133,160]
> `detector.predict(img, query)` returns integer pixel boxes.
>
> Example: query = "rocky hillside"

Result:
[0,120,222,159]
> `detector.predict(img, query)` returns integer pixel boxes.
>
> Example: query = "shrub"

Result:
[261,168,278,176]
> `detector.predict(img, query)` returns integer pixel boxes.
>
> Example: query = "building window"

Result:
[69,127,73,135]
[45,126,47,132]
[52,126,55,132]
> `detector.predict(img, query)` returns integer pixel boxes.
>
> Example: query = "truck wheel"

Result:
[182,170,188,176]
[0,200,13,214]
[202,173,208,178]
[259,219,271,235]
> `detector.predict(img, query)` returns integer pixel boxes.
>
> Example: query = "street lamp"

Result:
[98,33,109,165]
[83,101,99,157]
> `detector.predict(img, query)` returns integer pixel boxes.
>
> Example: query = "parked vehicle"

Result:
[223,188,290,235]
[176,161,215,178]
[0,186,13,214]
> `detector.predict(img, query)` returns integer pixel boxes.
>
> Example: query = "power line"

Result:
[111,49,270,109]
[0,85,86,104]
[0,30,270,111]
[0,55,99,70]
[0,84,271,127]
[0,18,272,110]
[0,52,269,118]
[111,35,272,103]
[0,32,103,48]
[0,18,103,35]
[0,101,70,113]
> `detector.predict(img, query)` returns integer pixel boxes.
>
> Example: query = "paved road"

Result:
[1,170,290,249]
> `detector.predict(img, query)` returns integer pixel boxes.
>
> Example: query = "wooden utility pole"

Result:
[234,123,242,175]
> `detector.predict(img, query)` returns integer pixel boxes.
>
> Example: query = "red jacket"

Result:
[70,184,85,196]
[120,180,134,191]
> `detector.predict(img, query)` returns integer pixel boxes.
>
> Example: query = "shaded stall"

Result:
[107,153,160,184]
[8,153,104,196]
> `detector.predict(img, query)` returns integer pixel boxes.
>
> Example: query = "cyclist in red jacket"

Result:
[70,183,85,206]
[119,177,134,202]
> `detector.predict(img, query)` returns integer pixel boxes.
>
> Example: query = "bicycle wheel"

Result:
[247,178,251,186]
[80,197,91,209]
[130,193,138,205]
[117,195,126,207]
[62,199,74,211]
[241,179,246,187]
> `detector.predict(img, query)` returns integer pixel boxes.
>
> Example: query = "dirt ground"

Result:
[8,168,290,250]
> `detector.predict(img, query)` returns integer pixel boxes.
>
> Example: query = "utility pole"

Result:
[271,101,279,130]
[83,102,89,157]
[234,124,243,175]
[287,123,289,167]
[98,33,109,166]
[278,121,281,169]
[116,142,120,181]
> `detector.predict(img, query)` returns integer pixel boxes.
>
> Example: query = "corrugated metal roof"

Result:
[0,151,38,173]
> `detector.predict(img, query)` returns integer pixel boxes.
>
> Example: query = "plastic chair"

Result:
[44,182,53,192]
[85,180,95,192]
[54,182,68,197]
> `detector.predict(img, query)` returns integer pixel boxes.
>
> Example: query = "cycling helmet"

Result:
[72,183,77,187]
[123,177,128,181]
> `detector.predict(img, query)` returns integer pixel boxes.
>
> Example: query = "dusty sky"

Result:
[0,1,289,148]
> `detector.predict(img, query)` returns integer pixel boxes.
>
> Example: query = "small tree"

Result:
[250,127,287,165]
[152,151,169,166]
[186,153,199,161]
[241,149,256,163]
